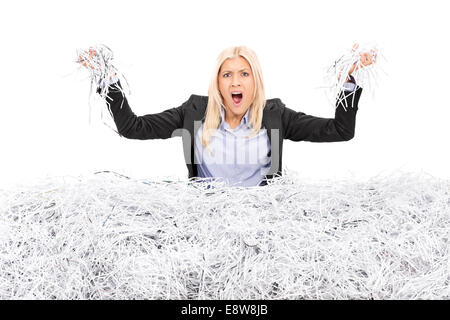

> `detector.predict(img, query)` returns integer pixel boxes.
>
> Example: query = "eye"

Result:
[223,73,230,78]
[242,72,249,76]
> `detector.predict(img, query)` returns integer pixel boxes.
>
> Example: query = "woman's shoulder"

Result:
[264,98,285,114]
[187,94,208,108]
[189,94,208,102]
[179,95,208,119]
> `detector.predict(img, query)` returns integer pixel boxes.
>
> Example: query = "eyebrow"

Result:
[221,68,250,73]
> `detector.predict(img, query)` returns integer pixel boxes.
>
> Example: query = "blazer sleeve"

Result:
[100,80,190,140]
[281,87,363,142]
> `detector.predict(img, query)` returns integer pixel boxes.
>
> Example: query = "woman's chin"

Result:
[231,99,243,108]
[232,98,251,110]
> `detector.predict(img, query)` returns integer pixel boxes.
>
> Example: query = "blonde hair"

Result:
[201,46,266,151]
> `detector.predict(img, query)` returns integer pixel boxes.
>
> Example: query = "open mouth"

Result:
[231,92,243,105]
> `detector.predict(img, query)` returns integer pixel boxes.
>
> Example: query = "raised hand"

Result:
[78,47,98,70]
[348,43,377,76]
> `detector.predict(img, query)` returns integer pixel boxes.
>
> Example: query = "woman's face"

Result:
[218,56,255,120]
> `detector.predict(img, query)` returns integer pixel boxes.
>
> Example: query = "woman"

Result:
[93,46,370,187]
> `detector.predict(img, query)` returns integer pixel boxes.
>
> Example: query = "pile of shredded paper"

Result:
[0,170,449,299]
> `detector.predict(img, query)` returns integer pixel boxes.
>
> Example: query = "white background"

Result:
[1,0,449,188]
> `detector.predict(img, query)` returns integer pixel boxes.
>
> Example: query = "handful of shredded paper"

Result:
[76,44,128,99]
[0,170,449,299]
[325,43,384,108]
[76,44,129,132]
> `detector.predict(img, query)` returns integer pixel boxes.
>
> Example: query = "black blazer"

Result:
[102,81,363,185]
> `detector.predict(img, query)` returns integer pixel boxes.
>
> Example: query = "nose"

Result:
[231,74,241,87]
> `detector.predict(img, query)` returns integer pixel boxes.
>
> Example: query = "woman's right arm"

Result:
[101,81,191,140]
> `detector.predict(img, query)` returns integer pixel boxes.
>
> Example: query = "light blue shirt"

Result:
[194,106,272,187]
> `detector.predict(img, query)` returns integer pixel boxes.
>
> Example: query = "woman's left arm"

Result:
[282,46,374,142]
[281,86,363,142]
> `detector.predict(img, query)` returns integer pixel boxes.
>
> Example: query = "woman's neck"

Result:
[225,114,243,130]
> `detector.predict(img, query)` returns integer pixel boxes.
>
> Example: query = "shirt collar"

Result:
[220,106,251,129]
